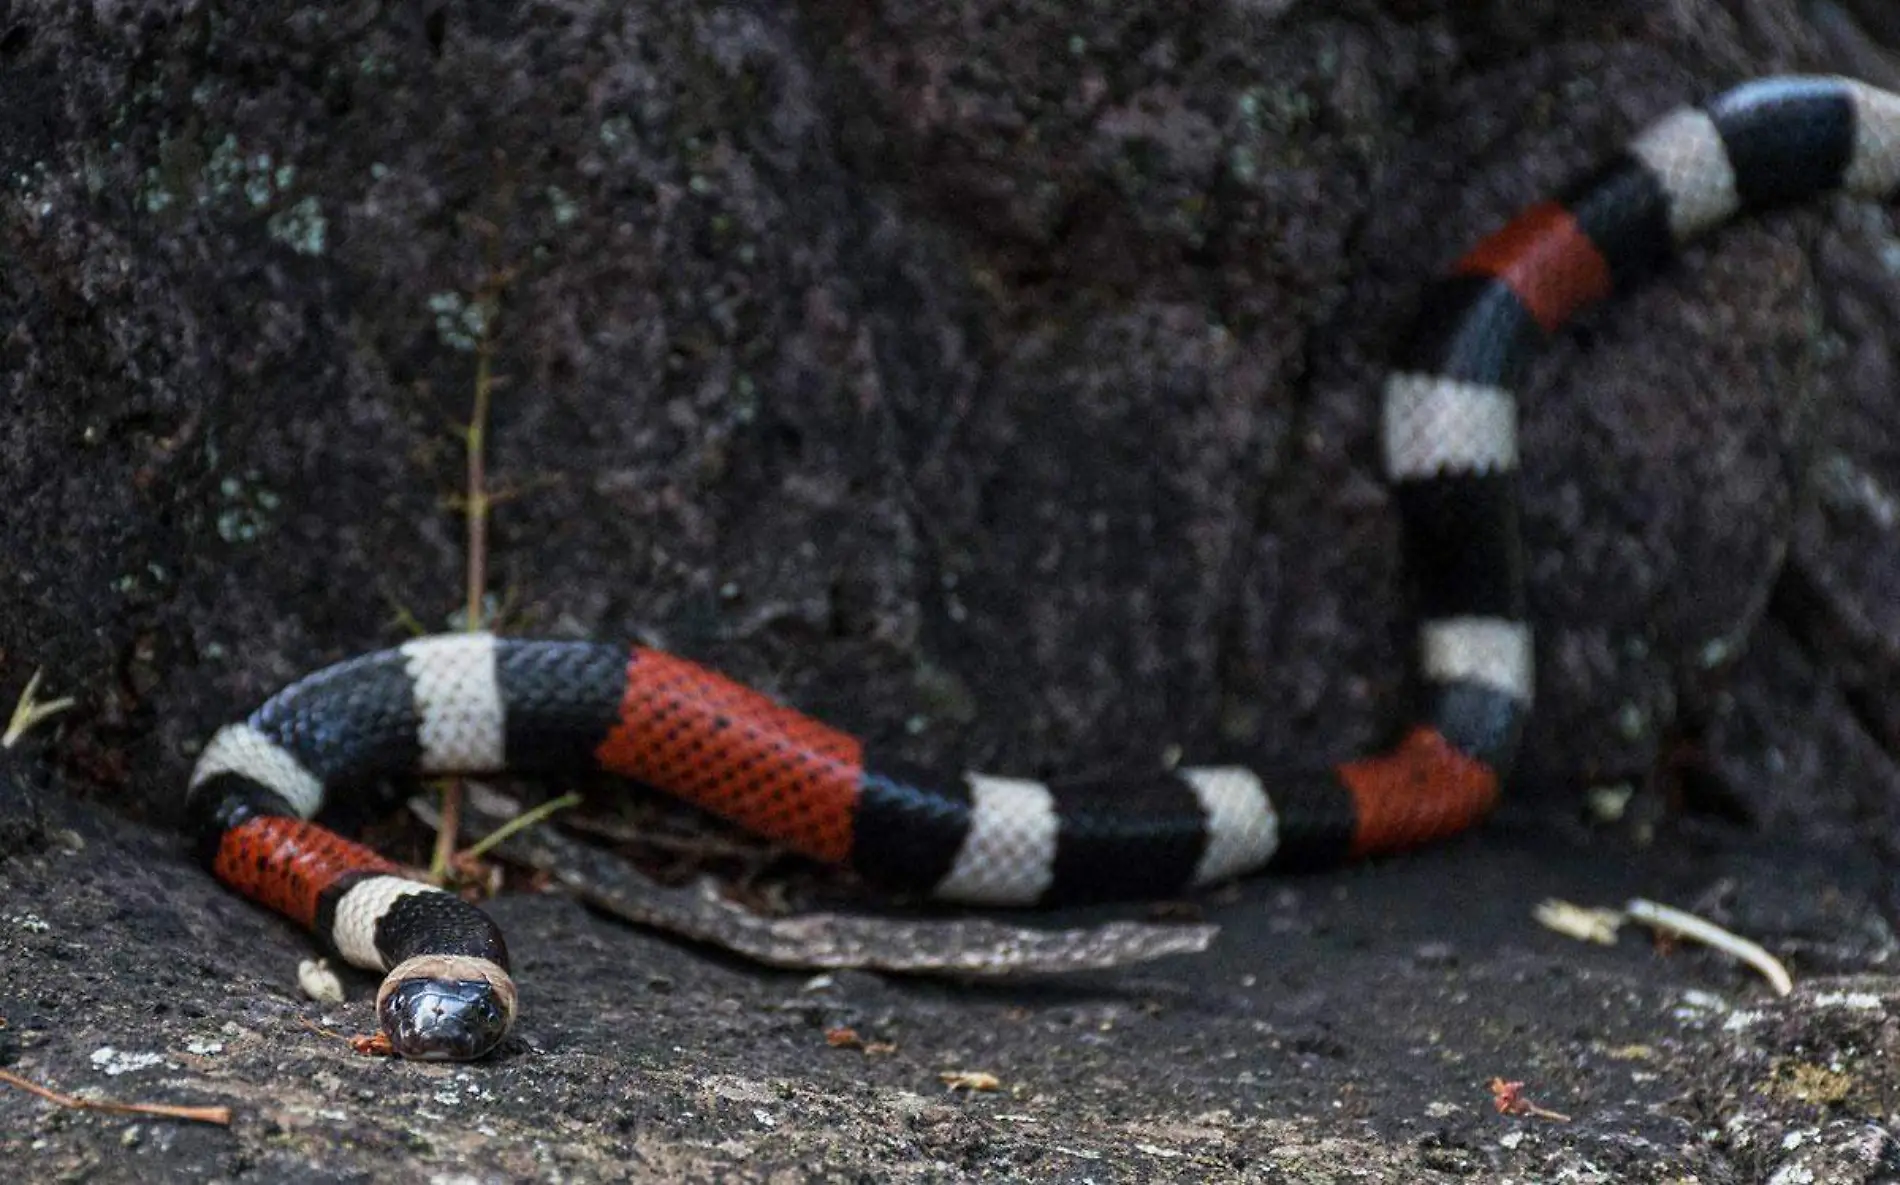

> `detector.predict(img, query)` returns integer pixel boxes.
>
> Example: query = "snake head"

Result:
[375,954,518,1061]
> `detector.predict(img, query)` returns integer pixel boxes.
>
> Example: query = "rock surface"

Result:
[6,0,1900,1179]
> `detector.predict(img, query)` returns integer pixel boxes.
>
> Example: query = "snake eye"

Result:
[377,977,511,1061]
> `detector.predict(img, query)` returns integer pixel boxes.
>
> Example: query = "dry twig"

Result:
[1623,897,1793,996]
[429,232,516,885]
[0,1068,232,1126]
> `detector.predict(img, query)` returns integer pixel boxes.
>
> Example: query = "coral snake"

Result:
[184,77,1900,1060]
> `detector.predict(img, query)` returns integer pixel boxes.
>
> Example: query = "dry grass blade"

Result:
[1624,897,1793,996]
[3,668,75,748]
[0,1068,232,1126]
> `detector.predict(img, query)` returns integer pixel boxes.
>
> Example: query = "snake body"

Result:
[184,76,1900,1060]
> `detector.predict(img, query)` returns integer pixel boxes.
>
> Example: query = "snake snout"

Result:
[378,975,512,1061]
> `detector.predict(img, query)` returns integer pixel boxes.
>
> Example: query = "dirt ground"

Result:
[9,1,1900,1181]
[9,763,1900,1184]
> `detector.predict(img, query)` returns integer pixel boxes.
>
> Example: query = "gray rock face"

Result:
[6,1,1900,1178]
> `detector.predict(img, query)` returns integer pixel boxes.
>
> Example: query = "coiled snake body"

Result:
[184,76,1900,1060]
